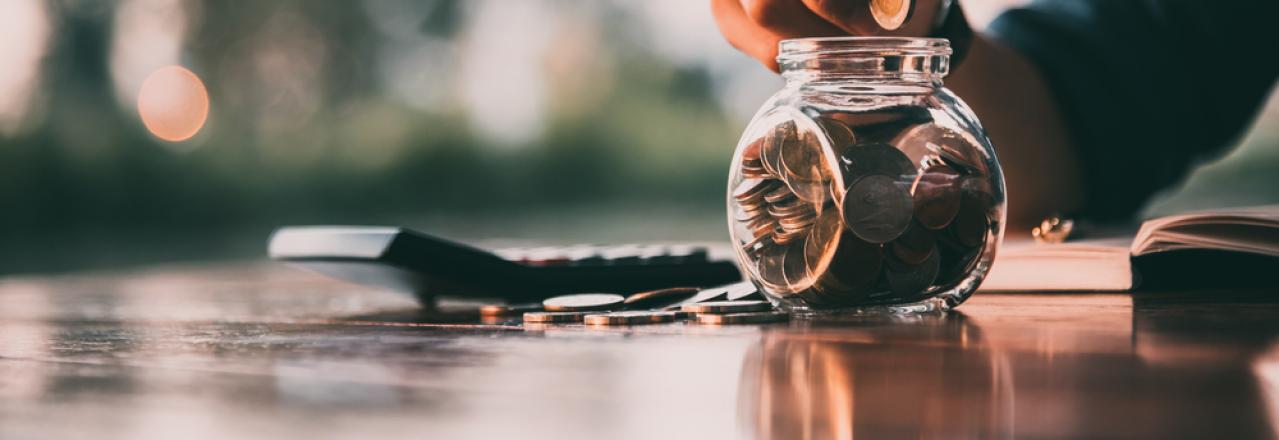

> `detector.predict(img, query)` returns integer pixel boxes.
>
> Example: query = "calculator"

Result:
[268,226,743,304]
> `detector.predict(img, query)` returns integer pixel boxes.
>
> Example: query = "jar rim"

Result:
[778,37,951,63]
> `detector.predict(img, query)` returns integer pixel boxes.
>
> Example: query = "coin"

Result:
[890,221,936,265]
[623,287,700,309]
[803,207,842,281]
[742,136,763,162]
[780,239,813,290]
[885,249,940,296]
[950,193,989,248]
[912,164,962,230]
[869,0,913,31]
[725,281,763,301]
[542,293,625,312]
[480,303,543,316]
[825,234,883,289]
[826,107,932,145]
[682,300,773,314]
[841,174,914,243]
[748,217,777,239]
[734,178,778,203]
[841,142,917,181]
[763,185,796,204]
[762,120,794,177]
[817,117,855,150]
[584,311,681,326]
[780,130,831,204]
[523,311,592,323]
[773,226,807,245]
[696,311,788,325]
[894,123,988,176]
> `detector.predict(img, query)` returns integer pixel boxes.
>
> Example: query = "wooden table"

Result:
[0,262,1275,439]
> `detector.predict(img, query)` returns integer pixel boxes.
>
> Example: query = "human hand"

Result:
[711,0,946,71]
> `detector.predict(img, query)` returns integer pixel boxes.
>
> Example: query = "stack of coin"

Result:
[731,110,995,307]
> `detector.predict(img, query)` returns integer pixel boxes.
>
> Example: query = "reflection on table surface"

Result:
[0,263,1276,439]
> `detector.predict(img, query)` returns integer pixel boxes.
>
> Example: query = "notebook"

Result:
[981,205,1279,291]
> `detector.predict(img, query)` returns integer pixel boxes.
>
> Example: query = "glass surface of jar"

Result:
[727,37,1006,314]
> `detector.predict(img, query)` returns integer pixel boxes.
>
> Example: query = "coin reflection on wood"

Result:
[729,109,996,309]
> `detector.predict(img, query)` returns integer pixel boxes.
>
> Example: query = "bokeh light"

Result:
[137,65,209,142]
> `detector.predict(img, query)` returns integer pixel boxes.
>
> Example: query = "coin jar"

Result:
[727,37,1005,314]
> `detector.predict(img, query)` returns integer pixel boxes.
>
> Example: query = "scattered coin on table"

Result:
[623,287,700,309]
[583,311,681,326]
[542,293,625,312]
[479,303,543,316]
[682,300,773,314]
[696,311,789,325]
[523,311,593,323]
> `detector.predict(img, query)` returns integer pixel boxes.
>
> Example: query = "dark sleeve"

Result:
[986,0,1279,221]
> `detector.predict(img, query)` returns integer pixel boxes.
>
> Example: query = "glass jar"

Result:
[727,37,1006,314]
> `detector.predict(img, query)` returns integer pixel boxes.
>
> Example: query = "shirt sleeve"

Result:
[986,0,1279,221]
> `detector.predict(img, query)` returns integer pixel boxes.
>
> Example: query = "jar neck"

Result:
[778,37,951,87]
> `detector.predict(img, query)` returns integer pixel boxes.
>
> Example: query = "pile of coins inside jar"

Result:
[731,108,996,308]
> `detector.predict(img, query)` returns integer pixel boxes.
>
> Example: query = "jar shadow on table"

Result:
[735,312,1016,439]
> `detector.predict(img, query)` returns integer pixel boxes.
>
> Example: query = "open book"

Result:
[981,205,1279,291]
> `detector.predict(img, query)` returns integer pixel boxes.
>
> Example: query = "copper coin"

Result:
[825,234,883,289]
[803,208,843,280]
[584,311,681,326]
[761,120,794,177]
[757,242,789,292]
[523,311,592,323]
[781,239,813,291]
[912,163,962,229]
[682,300,773,314]
[950,193,990,248]
[542,293,625,312]
[696,311,788,325]
[885,250,940,297]
[890,222,936,265]
[894,123,988,176]
[841,174,914,243]
[624,287,701,309]
[742,136,764,162]
[841,142,917,182]
[480,303,543,316]
[817,116,856,150]
[780,129,832,204]
[734,178,778,202]
[763,185,796,204]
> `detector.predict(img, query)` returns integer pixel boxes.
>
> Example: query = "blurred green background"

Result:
[0,0,1275,274]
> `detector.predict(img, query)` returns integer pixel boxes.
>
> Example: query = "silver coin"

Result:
[663,283,739,310]
[682,300,773,314]
[725,281,762,301]
[584,311,681,326]
[885,249,940,296]
[523,311,592,323]
[480,303,543,316]
[841,174,914,243]
[696,311,789,325]
[542,293,625,312]
[623,287,700,309]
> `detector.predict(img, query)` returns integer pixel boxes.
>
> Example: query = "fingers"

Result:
[743,0,846,37]
[711,0,846,72]
[711,0,784,71]
[800,0,881,35]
